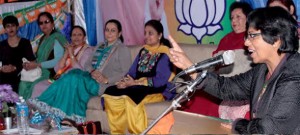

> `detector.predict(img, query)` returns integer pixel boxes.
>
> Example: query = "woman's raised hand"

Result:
[168,35,193,70]
[66,44,74,56]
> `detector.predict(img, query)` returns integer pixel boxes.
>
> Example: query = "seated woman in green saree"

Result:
[31,25,94,98]
[18,12,68,100]
[28,19,132,123]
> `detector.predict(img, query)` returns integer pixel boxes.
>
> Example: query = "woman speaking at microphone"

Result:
[169,7,300,134]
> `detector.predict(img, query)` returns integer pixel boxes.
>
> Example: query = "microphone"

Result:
[184,50,235,74]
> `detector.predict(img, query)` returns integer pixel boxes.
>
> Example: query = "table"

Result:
[169,110,232,134]
[0,126,78,134]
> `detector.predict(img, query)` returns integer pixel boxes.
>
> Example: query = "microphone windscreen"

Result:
[222,50,235,65]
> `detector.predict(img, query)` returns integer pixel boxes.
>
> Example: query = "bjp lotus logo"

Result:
[175,0,226,43]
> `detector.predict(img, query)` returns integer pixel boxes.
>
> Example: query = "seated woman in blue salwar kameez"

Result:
[102,20,175,134]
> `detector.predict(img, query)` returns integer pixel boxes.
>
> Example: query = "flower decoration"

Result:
[175,0,226,43]
[0,84,19,113]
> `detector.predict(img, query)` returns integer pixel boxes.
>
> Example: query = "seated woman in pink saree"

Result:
[31,26,93,98]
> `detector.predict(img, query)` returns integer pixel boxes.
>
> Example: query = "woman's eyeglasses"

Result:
[244,33,261,41]
[38,20,51,25]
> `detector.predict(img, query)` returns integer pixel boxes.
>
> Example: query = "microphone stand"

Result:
[141,70,207,135]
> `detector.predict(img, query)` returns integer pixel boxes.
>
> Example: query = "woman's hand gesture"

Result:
[169,35,197,79]
[91,70,108,84]
[23,62,40,70]
[169,35,193,70]
[66,44,74,56]
[1,64,16,73]
[116,75,138,89]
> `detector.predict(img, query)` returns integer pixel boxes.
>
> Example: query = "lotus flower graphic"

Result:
[175,0,226,43]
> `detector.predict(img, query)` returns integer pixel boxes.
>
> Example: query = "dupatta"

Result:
[18,32,68,100]
[36,32,68,78]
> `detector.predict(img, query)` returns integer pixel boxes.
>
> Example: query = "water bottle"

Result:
[16,97,29,135]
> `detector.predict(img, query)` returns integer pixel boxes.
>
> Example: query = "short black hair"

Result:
[246,7,299,54]
[230,2,253,19]
[3,15,19,28]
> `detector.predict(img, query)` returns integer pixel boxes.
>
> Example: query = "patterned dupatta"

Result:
[140,44,175,82]
[52,44,88,80]
[91,39,121,71]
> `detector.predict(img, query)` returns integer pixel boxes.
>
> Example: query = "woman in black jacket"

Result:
[169,7,300,134]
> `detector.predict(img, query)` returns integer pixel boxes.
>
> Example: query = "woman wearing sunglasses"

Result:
[18,12,68,100]
[31,26,94,98]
